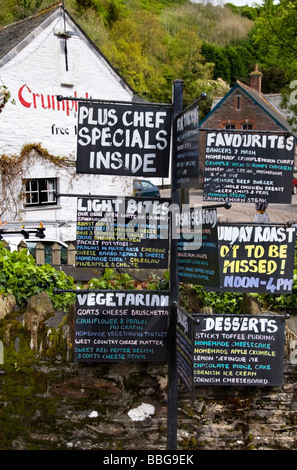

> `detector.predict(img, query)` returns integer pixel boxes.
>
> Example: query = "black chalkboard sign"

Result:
[74,291,169,362]
[175,104,199,188]
[203,131,295,204]
[176,207,220,288]
[76,196,170,269]
[177,310,286,388]
[218,224,296,294]
[76,102,172,177]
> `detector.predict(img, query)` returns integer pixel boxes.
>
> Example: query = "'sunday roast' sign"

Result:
[76,102,172,176]
[203,131,295,203]
[74,291,169,362]
[218,224,296,294]
[177,310,286,389]
[76,196,170,269]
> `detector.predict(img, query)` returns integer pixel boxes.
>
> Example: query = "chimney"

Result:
[250,64,262,94]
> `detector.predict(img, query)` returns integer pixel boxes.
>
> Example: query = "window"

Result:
[25,178,57,206]
[241,123,253,130]
[224,123,236,129]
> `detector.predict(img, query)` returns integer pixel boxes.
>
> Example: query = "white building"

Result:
[0,2,144,243]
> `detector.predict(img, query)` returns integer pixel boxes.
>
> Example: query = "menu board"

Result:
[192,313,285,387]
[176,207,220,288]
[218,224,296,294]
[177,311,286,389]
[76,102,172,177]
[203,131,295,204]
[175,104,199,188]
[74,291,169,362]
[76,197,170,269]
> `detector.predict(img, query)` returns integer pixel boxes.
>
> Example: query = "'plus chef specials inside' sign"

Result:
[76,102,172,177]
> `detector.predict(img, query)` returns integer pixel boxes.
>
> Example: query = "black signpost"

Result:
[175,100,199,188]
[55,88,292,452]
[176,206,220,289]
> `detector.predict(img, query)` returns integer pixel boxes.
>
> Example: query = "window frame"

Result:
[24,178,57,207]
[241,122,254,131]
[224,123,236,130]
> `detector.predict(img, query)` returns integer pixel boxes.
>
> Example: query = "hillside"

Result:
[65,0,255,110]
[1,0,289,117]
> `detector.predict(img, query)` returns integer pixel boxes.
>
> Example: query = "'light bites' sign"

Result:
[203,131,295,204]
[75,197,170,269]
[76,102,172,176]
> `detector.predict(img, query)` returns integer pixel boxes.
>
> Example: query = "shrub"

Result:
[0,243,75,311]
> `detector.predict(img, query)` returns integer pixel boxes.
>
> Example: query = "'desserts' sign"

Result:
[76,102,172,176]
[177,310,286,389]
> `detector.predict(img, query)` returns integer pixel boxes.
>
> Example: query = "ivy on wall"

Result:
[0,85,13,112]
[0,143,75,220]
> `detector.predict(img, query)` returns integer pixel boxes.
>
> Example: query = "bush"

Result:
[0,243,75,311]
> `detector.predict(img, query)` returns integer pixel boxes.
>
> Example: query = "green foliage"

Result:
[225,3,261,21]
[2,0,296,110]
[187,284,244,314]
[88,268,169,290]
[185,273,297,315]
[0,0,53,25]
[66,0,255,109]
[0,243,75,311]
[202,40,257,86]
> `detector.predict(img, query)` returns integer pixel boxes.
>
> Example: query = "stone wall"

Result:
[0,361,296,451]
[0,294,296,451]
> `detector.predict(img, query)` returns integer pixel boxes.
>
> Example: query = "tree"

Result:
[252,0,297,128]
[253,0,297,80]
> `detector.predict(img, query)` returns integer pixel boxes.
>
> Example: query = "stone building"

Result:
[199,65,297,185]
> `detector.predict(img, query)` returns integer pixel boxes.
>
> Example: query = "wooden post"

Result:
[67,241,76,266]
[18,240,27,251]
[52,242,61,265]
[35,242,45,265]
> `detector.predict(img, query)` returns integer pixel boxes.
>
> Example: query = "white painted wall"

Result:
[0,7,135,241]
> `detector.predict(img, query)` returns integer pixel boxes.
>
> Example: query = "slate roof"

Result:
[200,80,297,138]
[0,2,62,62]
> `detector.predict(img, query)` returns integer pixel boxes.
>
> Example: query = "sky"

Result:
[191,0,263,6]
[225,0,262,5]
